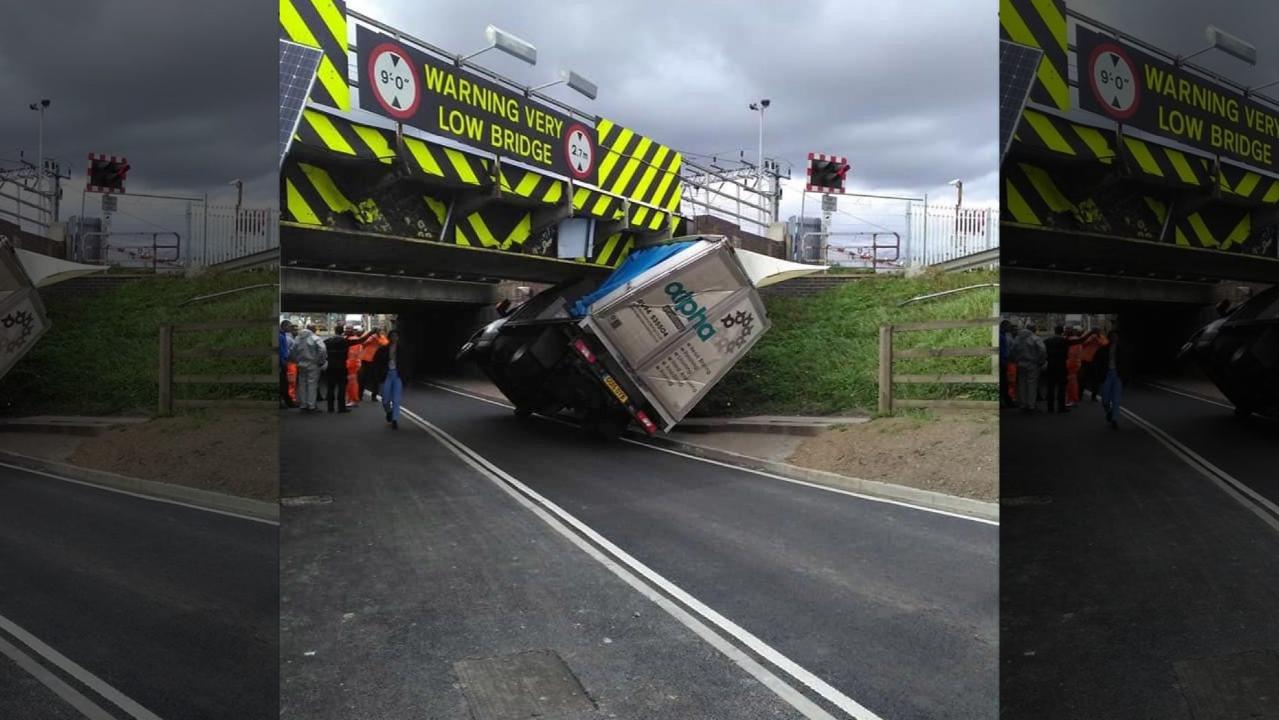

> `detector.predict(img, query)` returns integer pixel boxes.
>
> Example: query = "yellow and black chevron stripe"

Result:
[1014,110,1116,163]
[1120,137,1212,187]
[292,109,492,188]
[1000,0,1068,111]
[499,167,567,205]
[453,206,532,250]
[595,119,684,215]
[1142,198,1255,251]
[571,186,626,221]
[627,202,671,233]
[591,233,634,267]
[282,161,385,230]
[1003,162,1068,226]
[279,0,350,111]
[1218,163,1279,205]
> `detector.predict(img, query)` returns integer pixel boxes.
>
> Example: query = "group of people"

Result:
[278,321,406,429]
[1000,321,1123,428]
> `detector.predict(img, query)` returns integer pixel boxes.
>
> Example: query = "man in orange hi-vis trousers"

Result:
[1065,327,1084,406]
[359,328,389,402]
[287,360,299,404]
[345,328,363,407]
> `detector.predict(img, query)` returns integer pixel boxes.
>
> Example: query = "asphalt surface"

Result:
[1000,383,1279,719]
[0,463,279,719]
[279,385,997,719]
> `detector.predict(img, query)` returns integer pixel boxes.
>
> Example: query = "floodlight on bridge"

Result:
[529,69,598,100]
[1179,25,1256,66]
[461,25,537,66]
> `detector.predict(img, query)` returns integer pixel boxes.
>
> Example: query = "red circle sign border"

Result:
[563,122,596,180]
[367,42,420,121]
[1088,41,1141,121]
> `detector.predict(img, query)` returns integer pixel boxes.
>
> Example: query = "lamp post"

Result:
[27,98,50,226]
[947,178,963,242]
[748,99,770,187]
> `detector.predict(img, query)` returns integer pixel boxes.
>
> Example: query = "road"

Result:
[280,383,997,720]
[0,462,278,720]
[1001,382,1279,719]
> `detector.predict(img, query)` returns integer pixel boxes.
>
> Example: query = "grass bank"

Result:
[698,268,999,416]
[0,270,277,416]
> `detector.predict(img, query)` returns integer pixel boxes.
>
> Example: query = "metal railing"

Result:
[907,206,999,268]
[187,205,279,268]
[878,316,1001,414]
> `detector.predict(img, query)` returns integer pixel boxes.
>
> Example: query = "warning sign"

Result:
[367,42,419,120]
[356,25,597,183]
[1087,42,1139,120]
[1077,25,1279,174]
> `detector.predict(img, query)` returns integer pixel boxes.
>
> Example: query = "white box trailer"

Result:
[579,238,773,430]
[462,235,820,436]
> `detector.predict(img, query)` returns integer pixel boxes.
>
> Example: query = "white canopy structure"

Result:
[733,248,826,289]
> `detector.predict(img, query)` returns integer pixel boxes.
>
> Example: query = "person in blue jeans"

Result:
[372,330,403,429]
[1099,331,1122,429]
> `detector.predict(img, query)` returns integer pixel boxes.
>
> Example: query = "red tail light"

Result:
[571,338,596,364]
[634,410,658,435]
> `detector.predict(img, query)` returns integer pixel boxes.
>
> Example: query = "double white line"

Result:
[0,613,163,720]
[1122,407,1279,533]
[401,406,886,720]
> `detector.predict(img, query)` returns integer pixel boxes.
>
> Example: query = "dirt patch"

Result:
[788,411,997,501]
[68,410,278,500]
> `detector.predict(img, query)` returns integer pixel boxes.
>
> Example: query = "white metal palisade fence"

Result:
[905,205,999,268]
[187,204,279,268]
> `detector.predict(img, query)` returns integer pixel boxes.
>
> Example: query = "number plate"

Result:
[602,375,629,404]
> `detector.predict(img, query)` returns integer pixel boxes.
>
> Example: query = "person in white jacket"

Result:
[288,326,328,411]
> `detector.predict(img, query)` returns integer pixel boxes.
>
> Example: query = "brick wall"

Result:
[685,215,784,258]
[760,274,869,298]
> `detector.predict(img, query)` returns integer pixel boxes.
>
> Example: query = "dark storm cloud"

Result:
[355,0,999,204]
[0,0,278,215]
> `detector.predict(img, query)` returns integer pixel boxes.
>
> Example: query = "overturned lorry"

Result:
[1180,284,1279,418]
[458,235,819,436]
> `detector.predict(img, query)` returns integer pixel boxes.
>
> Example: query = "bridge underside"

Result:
[281,223,612,286]
[280,265,499,313]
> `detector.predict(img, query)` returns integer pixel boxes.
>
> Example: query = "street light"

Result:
[460,25,537,66]
[948,178,963,207]
[27,98,50,225]
[529,69,598,100]
[1178,25,1256,66]
[748,98,770,190]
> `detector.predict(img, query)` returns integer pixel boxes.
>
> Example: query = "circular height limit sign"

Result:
[368,42,419,120]
[564,123,595,180]
[1088,42,1140,120]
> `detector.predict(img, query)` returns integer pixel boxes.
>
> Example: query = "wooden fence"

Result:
[158,319,277,415]
[878,316,1001,414]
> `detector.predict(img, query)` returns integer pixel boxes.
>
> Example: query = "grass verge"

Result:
[0,270,277,416]
[698,268,999,416]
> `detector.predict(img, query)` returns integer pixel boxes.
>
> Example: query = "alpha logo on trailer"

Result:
[663,281,716,341]
[806,153,850,194]
[86,154,129,194]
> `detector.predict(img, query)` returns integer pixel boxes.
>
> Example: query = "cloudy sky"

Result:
[353,0,1000,221]
[0,0,276,233]
[1069,0,1277,94]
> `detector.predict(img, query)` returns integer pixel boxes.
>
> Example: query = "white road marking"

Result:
[0,613,165,720]
[422,381,998,526]
[0,634,116,720]
[1121,407,1279,534]
[0,461,278,526]
[1141,381,1235,410]
[401,407,883,720]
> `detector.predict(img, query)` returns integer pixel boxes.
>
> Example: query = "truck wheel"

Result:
[513,407,533,419]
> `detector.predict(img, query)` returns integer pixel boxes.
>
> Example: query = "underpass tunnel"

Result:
[1003,272,1275,387]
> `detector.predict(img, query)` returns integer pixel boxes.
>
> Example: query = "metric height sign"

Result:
[367,42,419,120]
[356,25,597,184]
[564,123,595,180]
[1086,41,1139,120]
